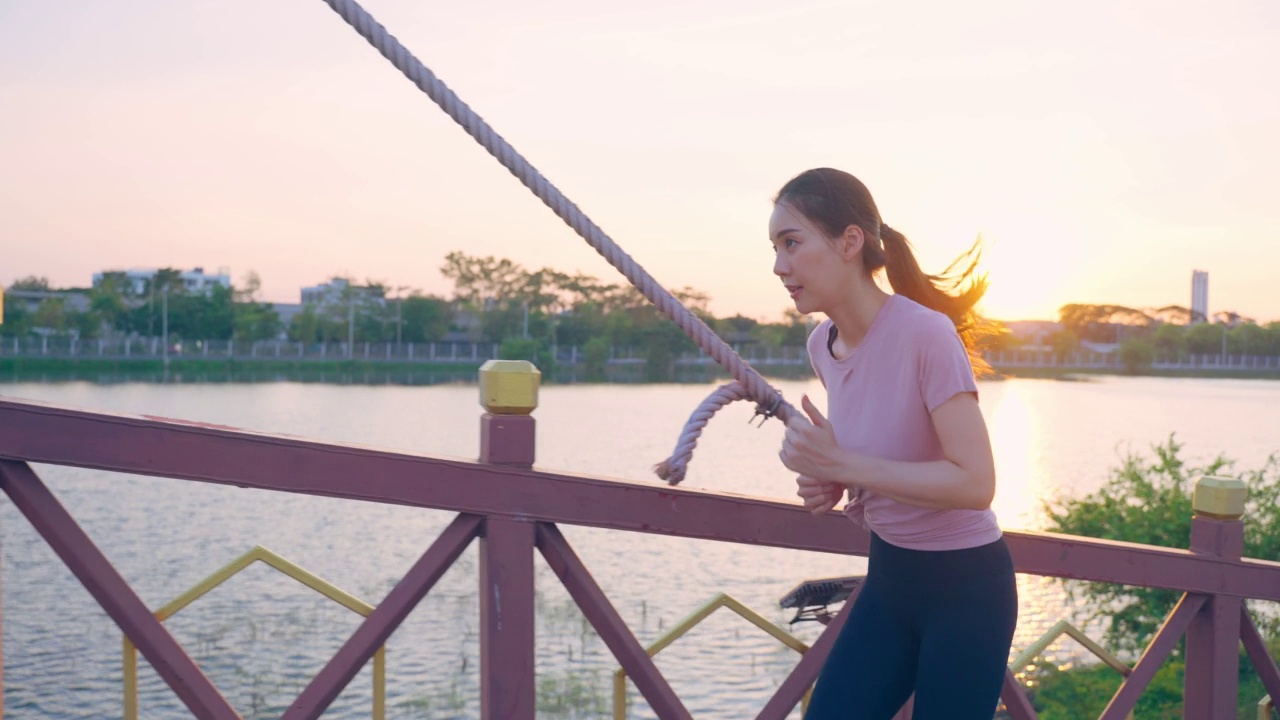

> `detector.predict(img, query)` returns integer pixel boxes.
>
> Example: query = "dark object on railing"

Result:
[779,575,864,625]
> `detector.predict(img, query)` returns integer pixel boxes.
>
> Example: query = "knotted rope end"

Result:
[653,458,686,486]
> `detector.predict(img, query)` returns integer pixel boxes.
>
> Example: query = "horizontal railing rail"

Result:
[2,397,1278,599]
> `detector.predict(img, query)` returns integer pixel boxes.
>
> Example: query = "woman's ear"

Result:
[839,225,865,261]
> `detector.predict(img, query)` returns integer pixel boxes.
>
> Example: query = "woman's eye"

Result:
[785,238,797,249]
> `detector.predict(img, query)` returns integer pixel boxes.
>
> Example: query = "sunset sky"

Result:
[2,0,1278,323]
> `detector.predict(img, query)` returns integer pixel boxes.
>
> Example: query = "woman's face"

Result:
[769,201,858,315]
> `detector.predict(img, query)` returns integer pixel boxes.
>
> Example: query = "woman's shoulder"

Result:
[888,295,958,340]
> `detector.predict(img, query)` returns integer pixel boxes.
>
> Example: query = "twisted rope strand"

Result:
[653,381,753,485]
[320,0,797,428]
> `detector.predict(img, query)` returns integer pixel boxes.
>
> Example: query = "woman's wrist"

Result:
[830,448,867,490]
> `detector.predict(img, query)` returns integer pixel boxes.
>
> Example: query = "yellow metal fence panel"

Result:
[122,546,386,720]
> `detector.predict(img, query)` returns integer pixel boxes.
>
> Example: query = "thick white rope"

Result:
[320,0,797,481]
[653,381,753,485]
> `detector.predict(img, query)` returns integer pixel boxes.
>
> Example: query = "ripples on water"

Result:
[3,377,1278,718]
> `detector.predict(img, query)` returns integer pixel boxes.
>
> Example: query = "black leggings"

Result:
[804,533,1018,720]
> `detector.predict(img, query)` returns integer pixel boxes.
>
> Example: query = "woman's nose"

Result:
[773,253,788,277]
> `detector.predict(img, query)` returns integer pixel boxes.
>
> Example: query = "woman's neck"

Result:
[826,281,892,349]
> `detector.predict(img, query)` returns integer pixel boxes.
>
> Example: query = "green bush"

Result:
[1027,640,1280,719]
[1044,436,1280,652]
[499,337,555,375]
[1035,437,1280,718]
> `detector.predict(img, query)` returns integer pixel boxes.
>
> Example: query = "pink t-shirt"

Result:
[806,294,1002,551]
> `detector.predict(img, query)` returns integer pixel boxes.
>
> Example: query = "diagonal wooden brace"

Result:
[0,460,238,719]
[535,522,693,720]
[282,513,482,720]
[1099,593,1207,720]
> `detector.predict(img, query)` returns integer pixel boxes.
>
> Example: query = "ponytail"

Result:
[879,224,993,376]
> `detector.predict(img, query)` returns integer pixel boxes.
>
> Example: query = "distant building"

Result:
[271,302,304,328]
[1191,270,1209,323]
[2,289,92,315]
[299,278,386,308]
[92,267,231,297]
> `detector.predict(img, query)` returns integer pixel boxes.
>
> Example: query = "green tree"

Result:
[127,267,187,338]
[399,295,451,342]
[581,337,610,381]
[440,252,529,312]
[228,272,281,341]
[1048,329,1079,361]
[1044,437,1280,653]
[9,276,52,291]
[1118,336,1155,373]
[89,272,130,335]
[718,314,759,337]
[32,297,71,334]
[1058,304,1153,344]
[1227,322,1268,355]
[1263,322,1280,356]
[288,306,321,343]
[305,278,389,344]
[1152,323,1186,360]
[1149,305,1193,325]
[1,295,32,336]
[1185,322,1226,356]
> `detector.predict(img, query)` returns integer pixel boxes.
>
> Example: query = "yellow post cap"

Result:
[479,359,540,415]
[1193,475,1247,520]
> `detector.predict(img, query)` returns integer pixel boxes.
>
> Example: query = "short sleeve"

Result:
[915,313,979,413]
[805,321,829,389]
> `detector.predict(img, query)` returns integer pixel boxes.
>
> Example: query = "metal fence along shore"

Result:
[3,336,1280,373]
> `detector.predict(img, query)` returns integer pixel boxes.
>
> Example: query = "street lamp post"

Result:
[348,298,355,360]
[394,285,409,351]
[162,285,169,374]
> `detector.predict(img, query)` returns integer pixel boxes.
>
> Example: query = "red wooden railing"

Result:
[1,391,1279,719]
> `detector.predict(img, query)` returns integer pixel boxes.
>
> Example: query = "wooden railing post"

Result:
[478,360,540,720]
[1184,474,1247,720]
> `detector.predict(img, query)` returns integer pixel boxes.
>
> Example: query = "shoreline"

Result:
[3,356,1280,384]
[993,366,1280,381]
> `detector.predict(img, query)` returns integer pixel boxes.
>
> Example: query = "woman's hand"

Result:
[780,395,847,482]
[796,475,844,515]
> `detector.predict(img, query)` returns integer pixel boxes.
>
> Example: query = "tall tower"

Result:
[1191,270,1209,323]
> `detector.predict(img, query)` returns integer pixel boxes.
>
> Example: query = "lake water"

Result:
[2,376,1279,718]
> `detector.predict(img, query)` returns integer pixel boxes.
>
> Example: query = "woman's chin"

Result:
[792,297,819,315]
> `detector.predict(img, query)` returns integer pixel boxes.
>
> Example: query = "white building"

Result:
[300,278,386,307]
[1191,270,1209,323]
[92,267,231,297]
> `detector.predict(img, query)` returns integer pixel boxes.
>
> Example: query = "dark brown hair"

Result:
[775,167,992,375]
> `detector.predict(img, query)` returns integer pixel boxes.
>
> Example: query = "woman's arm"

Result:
[781,393,995,511]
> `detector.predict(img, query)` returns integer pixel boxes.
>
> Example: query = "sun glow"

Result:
[983,381,1044,530]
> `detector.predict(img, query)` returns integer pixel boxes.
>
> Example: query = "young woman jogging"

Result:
[772,167,1017,720]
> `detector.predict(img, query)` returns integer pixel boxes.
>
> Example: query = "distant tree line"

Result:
[2,255,812,373]
[985,303,1280,372]
[12,265,1273,374]
[2,271,283,343]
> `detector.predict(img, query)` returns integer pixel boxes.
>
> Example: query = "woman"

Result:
[773,168,1017,719]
